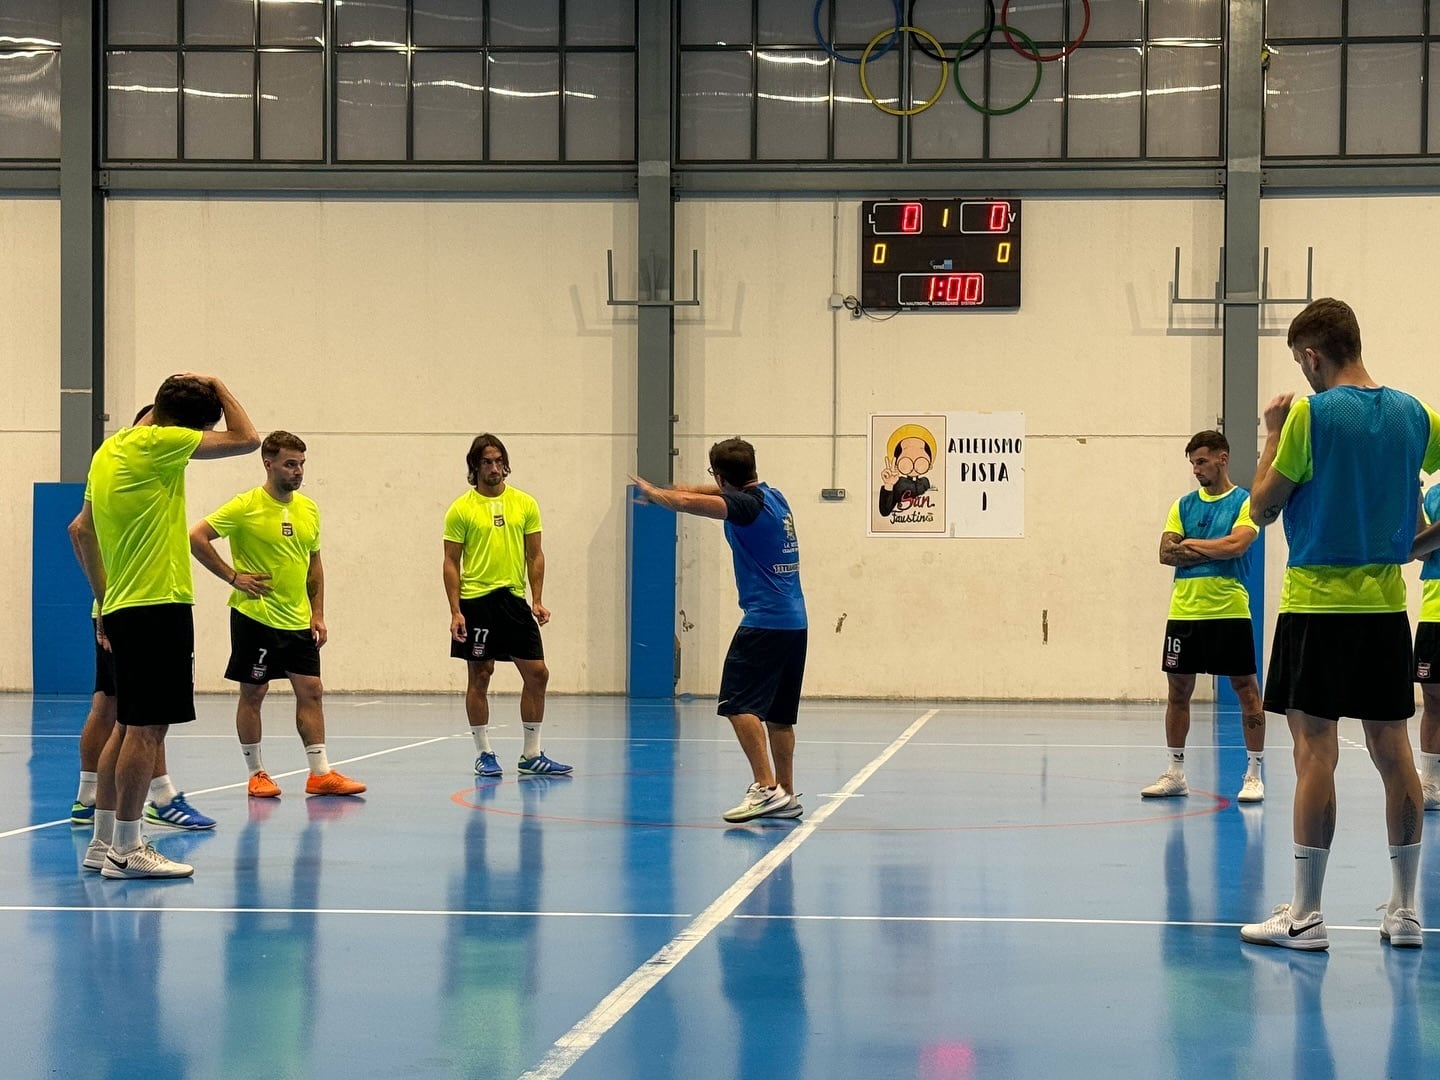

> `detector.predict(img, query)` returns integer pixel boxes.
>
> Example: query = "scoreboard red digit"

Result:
[860,198,1021,310]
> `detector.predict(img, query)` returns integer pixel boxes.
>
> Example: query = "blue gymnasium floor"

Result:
[2,694,1438,1080]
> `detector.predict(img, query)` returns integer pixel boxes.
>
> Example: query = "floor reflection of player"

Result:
[443,779,548,1077]
[718,859,807,1077]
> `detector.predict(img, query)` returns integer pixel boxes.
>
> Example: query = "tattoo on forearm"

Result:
[1322,799,1336,848]
[1401,796,1420,846]
[1260,505,1280,522]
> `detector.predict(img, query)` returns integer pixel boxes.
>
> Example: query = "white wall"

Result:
[0,198,60,690]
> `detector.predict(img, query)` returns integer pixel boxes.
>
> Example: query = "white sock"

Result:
[76,771,98,805]
[241,742,264,776]
[1246,751,1263,778]
[94,809,116,845]
[1290,843,1330,918]
[1420,751,1440,782]
[522,723,542,758]
[112,818,142,855]
[305,743,330,776]
[148,774,177,806]
[1166,747,1185,774]
[471,726,492,754]
[1389,843,1422,913]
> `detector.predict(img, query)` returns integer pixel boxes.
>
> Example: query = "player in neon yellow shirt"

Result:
[69,374,259,879]
[191,431,365,799]
[1143,430,1264,803]
[1240,298,1440,951]
[443,434,570,776]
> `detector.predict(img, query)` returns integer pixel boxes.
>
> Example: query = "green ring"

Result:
[953,23,1042,117]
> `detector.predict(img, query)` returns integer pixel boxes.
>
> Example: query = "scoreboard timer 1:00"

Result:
[859,198,1021,311]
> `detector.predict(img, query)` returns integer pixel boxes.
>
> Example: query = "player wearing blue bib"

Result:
[633,438,807,823]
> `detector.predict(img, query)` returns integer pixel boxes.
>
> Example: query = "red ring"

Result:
[1000,0,1091,62]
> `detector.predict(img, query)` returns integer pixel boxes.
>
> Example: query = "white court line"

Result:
[734,913,1428,935]
[0,905,689,919]
[518,707,939,1080]
[0,735,452,840]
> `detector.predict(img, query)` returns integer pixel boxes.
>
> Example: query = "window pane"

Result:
[909,82,983,161]
[0,50,61,158]
[565,52,634,161]
[1263,44,1339,155]
[1347,0,1423,37]
[412,51,485,160]
[1148,0,1221,40]
[184,0,253,45]
[108,51,178,158]
[756,49,826,159]
[413,0,484,47]
[1087,0,1142,41]
[1346,44,1421,155]
[1265,0,1341,38]
[260,50,323,159]
[989,60,1063,159]
[566,0,634,46]
[490,0,560,46]
[261,0,324,46]
[1067,46,1141,157]
[832,50,896,160]
[994,0,1063,44]
[679,50,751,160]
[336,51,407,160]
[336,0,406,47]
[1146,44,1220,158]
[108,0,178,45]
[680,0,749,45]
[488,53,560,160]
[758,0,812,45]
[832,0,903,51]
[1429,45,1440,154]
[184,50,254,158]
[0,1,61,45]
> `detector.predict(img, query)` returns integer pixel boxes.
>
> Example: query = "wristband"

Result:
[230,570,238,585]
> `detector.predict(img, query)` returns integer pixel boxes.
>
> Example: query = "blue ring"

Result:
[813,0,904,65]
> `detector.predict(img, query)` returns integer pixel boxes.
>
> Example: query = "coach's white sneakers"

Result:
[1237,774,1265,803]
[100,840,193,879]
[1141,771,1188,798]
[723,783,790,823]
[1422,777,1440,812]
[1241,903,1329,950]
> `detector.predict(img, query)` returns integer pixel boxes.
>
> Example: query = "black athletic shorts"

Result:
[1416,621,1440,683]
[1161,618,1256,676]
[449,588,544,663]
[101,603,195,727]
[93,618,116,697]
[224,609,321,684]
[717,626,807,726]
[1264,611,1415,721]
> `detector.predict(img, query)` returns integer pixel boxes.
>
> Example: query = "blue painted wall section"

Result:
[32,482,92,694]
[627,486,678,698]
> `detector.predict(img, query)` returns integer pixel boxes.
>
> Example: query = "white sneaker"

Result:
[1379,904,1424,948]
[82,837,109,873]
[100,840,194,879]
[763,792,804,820]
[723,783,789,823]
[1422,777,1440,812]
[1237,774,1264,803]
[1241,903,1328,950]
[1141,771,1188,798]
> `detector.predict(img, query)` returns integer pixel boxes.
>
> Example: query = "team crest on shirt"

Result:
[493,514,505,527]
[252,663,268,680]
[281,522,294,536]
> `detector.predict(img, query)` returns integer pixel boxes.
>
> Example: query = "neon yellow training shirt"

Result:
[205,487,322,631]
[85,425,203,614]
[443,487,541,599]
[1163,491,1257,620]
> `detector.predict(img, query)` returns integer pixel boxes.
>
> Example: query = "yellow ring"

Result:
[859,24,949,117]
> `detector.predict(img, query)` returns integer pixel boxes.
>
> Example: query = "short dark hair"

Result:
[132,403,153,425]
[466,433,511,485]
[262,430,307,460]
[1185,430,1229,457]
[152,375,222,430]
[1287,297,1361,365]
[708,437,757,488]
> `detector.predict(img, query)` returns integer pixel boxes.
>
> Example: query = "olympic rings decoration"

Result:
[812,0,904,65]
[953,24,1042,116]
[909,0,996,66]
[859,25,950,117]
[1001,0,1090,62]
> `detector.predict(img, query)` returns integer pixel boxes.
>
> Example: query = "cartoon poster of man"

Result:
[868,414,947,536]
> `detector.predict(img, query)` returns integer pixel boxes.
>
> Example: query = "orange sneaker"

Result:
[248,770,282,798]
[305,770,366,796]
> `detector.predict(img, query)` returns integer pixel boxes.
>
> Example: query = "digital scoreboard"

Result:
[860,198,1021,311]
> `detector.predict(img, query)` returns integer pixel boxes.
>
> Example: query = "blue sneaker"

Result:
[71,801,95,826]
[518,751,573,776]
[474,751,502,777]
[144,793,217,831]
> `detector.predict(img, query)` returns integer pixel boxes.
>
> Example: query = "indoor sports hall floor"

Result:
[2,693,1436,1079]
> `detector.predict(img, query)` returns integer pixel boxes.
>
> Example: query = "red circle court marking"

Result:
[449,771,1231,832]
